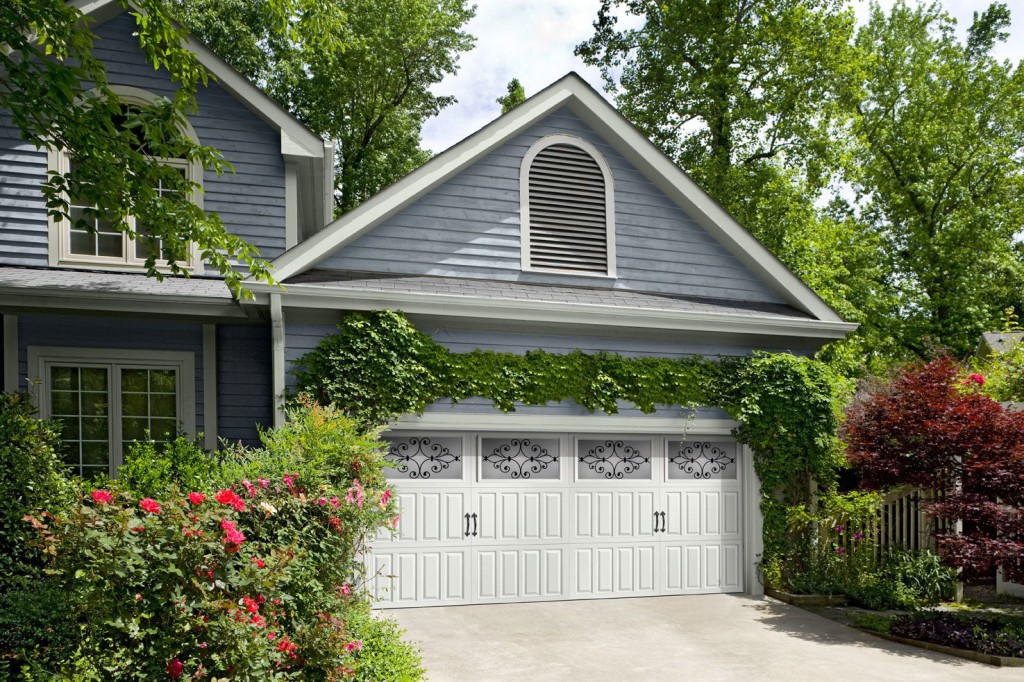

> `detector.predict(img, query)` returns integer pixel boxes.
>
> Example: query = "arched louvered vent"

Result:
[525,142,611,274]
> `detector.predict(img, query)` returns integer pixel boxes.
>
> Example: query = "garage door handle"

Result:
[659,511,667,533]
[471,513,478,537]
[464,513,471,538]
[653,511,660,533]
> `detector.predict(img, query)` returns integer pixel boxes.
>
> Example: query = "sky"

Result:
[420,0,1024,154]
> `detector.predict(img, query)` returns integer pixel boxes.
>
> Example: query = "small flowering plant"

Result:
[29,468,399,679]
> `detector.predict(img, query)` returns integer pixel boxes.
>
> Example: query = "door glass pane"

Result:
[577,439,652,480]
[667,440,738,480]
[120,368,178,452]
[384,435,463,480]
[480,437,560,480]
[50,365,110,478]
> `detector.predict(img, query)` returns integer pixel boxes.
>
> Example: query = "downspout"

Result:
[270,293,286,427]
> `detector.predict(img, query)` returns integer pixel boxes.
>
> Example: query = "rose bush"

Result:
[6,401,419,680]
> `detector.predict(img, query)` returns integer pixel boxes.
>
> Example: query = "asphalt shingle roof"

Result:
[287,269,813,321]
[0,265,234,299]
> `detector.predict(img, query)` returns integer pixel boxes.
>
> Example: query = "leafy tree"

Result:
[848,1,1024,357]
[844,357,1024,582]
[175,0,476,214]
[497,78,526,114]
[1,0,275,293]
[576,1,887,375]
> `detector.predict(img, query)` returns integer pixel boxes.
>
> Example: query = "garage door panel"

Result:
[368,547,470,606]
[573,543,658,598]
[477,489,566,544]
[660,541,744,594]
[474,546,569,602]
[574,489,656,540]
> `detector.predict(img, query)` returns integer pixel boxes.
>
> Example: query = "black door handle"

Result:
[464,512,470,538]
[471,512,478,537]
[659,511,667,533]
[653,510,660,533]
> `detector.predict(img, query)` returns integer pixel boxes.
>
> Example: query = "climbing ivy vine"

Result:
[294,310,849,572]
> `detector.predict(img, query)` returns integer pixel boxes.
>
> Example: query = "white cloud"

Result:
[422,1,1024,154]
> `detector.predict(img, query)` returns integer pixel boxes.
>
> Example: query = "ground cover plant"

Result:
[0,397,423,681]
[889,611,1024,658]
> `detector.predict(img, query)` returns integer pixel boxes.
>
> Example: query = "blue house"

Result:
[0,3,855,607]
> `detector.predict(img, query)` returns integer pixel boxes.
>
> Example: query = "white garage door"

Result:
[366,432,744,607]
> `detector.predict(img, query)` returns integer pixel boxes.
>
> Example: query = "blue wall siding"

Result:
[0,12,287,267]
[217,325,272,446]
[283,320,795,419]
[17,314,205,433]
[320,107,784,304]
[0,113,49,264]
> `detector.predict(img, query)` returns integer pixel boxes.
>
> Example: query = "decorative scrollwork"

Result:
[578,440,650,479]
[669,441,736,479]
[482,439,557,479]
[387,437,460,479]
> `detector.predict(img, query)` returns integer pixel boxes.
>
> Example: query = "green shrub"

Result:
[0,392,74,592]
[0,579,80,675]
[344,605,425,682]
[118,434,216,499]
[9,401,419,680]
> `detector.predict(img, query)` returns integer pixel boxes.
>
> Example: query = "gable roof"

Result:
[76,0,334,227]
[269,73,845,323]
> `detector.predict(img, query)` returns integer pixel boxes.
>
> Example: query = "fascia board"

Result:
[247,283,858,339]
[268,82,579,281]
[0,286,246,319]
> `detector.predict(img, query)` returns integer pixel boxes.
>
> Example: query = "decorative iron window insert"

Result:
[667,440,738,480]
[520,135,616,277]
[480,437,560,480]
[384,436,463,480]
[577,439,652,480]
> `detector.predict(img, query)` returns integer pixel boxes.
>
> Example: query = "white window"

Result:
[28,347,195,478]
[47,86,203,271]
[520,135,616,277]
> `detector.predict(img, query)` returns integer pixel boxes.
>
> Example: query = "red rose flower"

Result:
[139,498,161,514]
[91,489,112,504]
[968,373,986,385]
[166,659,183,679]
[188,492,206,505]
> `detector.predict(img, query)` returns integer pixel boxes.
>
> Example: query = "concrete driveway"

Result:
[386,595,1022,681]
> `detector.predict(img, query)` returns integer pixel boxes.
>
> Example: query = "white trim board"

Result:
[267,73,846,324]
[393,412,739,436]
[245,282,856,340]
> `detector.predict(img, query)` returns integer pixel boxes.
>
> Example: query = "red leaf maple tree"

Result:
[844,357,1024,582]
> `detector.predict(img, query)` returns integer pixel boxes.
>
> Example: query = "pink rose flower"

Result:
[188,492,206,505]
[91,489,112,504]
[139,498,161,514]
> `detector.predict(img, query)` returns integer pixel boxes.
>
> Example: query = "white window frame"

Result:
[47,85,204,273]
[27,346,196,477]
[519,134,617,278]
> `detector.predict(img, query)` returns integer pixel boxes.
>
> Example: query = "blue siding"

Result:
[0,12,287,267]
[320,107,784,304]
[283,320,797,419]
[217,325,272,446]
[17,314,205,433]
[0,113,48,264]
